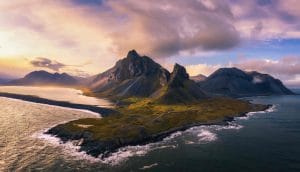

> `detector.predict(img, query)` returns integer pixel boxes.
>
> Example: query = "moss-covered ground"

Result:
[57,97,267,141]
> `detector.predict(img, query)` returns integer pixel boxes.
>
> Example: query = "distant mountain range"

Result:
[3,50,294,100]
[198,67,294,97]
[6,70,78,86]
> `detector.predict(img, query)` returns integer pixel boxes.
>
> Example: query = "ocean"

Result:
[0,87,300,172]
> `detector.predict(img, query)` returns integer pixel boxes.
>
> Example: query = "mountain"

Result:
[248,71,294,95]
[198,67,294,97]
[154,64,208,104]
[0,78,11,84]
[89,50,208,103]
[190,74,207,82]
[7,70,78,86]
[89,50,170,98]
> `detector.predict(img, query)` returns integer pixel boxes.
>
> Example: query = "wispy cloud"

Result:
[30,57,66,71]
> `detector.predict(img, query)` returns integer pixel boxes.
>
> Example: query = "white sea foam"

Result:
[185,140,195,144]
[99,145,151,165]
[35,132,101,163]
[163,131,183,141]
[265,104,277,113]
[34,129,178,165]
[98,141,178,165]
[197,129,217,142]
[236,104,277,120]
[140,163,158,170]
[215,122,244,130]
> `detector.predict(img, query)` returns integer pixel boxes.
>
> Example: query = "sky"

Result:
[0,0,300,87]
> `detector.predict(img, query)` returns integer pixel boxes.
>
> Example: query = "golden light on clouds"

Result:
[0,0,300,86]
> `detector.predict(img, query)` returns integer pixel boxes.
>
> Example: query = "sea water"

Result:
[1,93,300,171]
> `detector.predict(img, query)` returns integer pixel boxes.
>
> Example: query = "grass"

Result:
[58,97,267,142]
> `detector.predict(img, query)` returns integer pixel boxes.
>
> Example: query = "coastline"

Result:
[0,91,271,160]
[46,104,271,159]
[0,92,117,117]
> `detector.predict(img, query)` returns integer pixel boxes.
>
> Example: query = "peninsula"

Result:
[46,50,273,158]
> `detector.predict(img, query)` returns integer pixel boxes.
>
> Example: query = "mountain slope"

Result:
[248,71,294,95]
[89,50,170,98]
[199,67,294,97]
[7,70,78,86]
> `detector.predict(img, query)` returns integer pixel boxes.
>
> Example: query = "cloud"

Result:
[1,0,300,61]
[1,0,300,78]
[232,56,300,79]
[230,0,300,40]
[104,0,240,57]
[30,57,66,71]
[0,0,241,60]
[285,75,300,88]
[186,63,222,76]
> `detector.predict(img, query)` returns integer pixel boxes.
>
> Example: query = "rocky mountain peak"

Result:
[110,50,167,81]
[168,64,189,87]
[90,50,170,97]
[126,49,140,59]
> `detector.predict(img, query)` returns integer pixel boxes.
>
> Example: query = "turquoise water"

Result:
[1,94,300,171]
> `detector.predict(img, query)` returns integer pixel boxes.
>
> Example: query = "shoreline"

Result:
[0,91,272,159]
[0,92,117,117]
[46,104,272,159]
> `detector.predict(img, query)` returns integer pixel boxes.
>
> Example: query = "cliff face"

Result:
[198,67,294,97]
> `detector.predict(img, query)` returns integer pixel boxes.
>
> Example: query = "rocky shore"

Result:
[46,104,271,158]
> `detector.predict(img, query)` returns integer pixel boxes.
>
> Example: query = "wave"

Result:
[197,129,217,142]
[140,163,158,170]
[35,132,101,163]
[237,104,277,120]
